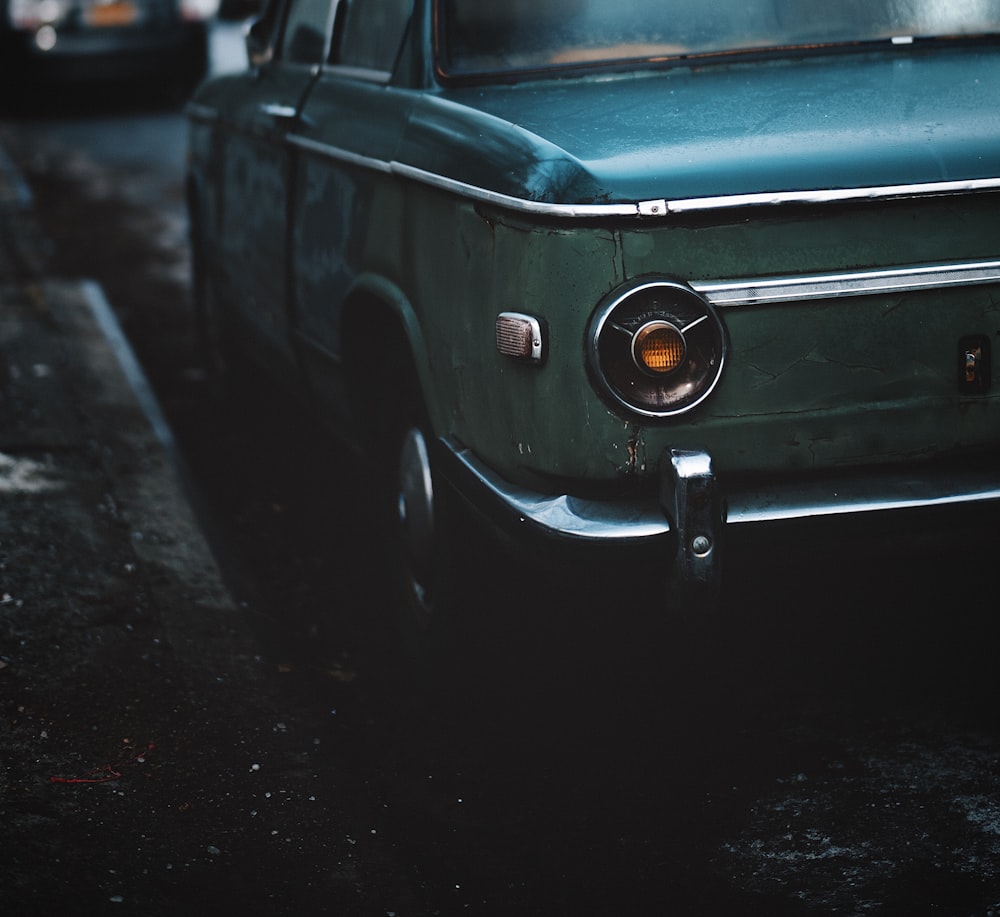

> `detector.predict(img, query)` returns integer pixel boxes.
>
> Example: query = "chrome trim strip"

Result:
[390,167,1000,218]
[392,167,1000,218]
[693,260,1000,307]
[285,144,639,214]
[443,438,1000,541]
[389,161,641,218]
[665,177,1000,213]
[190,112,1000,218]
[288,134,393,173]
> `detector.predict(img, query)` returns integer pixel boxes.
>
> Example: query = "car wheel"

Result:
[396,424,436,622]
[381,383,467,685]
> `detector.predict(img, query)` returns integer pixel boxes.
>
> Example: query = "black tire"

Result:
[378,369,469,690]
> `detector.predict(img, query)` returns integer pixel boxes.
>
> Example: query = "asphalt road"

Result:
[3,26,1000,916]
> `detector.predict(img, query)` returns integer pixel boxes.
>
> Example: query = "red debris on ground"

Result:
[49,742,155,785]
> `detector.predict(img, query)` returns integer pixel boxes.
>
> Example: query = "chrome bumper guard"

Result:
[661,449,725,608]
[441,437,1000,598]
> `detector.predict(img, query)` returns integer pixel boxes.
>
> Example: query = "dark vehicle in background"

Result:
[186,0,1000,629]
[1,0,218,94]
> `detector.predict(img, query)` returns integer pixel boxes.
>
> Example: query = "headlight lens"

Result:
[632,320,686,375]
[588,278,727,418]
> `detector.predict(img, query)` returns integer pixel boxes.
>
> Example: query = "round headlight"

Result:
[588,278,727,418]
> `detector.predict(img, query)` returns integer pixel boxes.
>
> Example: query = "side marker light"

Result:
[496,312,544,364]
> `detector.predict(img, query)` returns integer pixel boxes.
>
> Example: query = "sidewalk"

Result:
[0,140,242,665]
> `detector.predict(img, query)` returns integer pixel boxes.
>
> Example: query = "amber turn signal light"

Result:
[632,321,685,375]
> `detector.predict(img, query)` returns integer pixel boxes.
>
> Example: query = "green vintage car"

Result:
[186,0,1000,620]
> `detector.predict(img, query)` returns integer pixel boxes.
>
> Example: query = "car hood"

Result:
[399,46,1000,207]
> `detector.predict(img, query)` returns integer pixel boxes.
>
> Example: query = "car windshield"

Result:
[438,0,1000,76]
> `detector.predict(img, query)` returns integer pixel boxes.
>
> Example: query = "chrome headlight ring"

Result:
[588,277,728,419]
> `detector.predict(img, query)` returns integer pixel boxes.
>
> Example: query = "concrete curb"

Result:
[0,137,245,661]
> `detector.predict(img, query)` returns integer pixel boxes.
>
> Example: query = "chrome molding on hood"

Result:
[662,177,1000,214]
[391,161,1000,220]
[243,120,1000,221]
[188,103,1000,218]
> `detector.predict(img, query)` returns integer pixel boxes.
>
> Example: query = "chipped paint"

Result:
[624,423,646,475]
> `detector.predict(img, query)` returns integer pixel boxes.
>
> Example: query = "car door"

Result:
[215,0,339,379]
[285,0,415,418]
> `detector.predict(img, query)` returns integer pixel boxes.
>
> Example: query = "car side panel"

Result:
[288,76,416,418]
[391,185,1000,489]
[208,67,317,381]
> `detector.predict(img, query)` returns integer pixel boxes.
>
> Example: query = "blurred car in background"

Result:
[0,0,218,95]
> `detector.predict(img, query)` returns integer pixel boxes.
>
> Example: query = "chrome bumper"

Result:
[440,437,1000,602]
